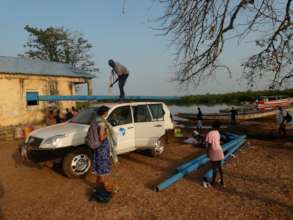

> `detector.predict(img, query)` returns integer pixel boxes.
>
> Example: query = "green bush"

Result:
[176,88,293,105]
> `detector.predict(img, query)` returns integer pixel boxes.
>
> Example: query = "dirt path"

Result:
[0,136,292,219]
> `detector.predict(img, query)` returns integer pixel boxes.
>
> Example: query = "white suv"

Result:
[20,102,173,178]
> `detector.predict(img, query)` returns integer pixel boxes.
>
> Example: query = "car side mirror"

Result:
[108,119,118,127]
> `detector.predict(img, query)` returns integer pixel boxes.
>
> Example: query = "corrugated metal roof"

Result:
[0,56,96,79]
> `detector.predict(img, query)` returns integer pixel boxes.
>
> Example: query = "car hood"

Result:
[29,122,89,140]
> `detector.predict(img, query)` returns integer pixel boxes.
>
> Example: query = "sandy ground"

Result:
[0,124,292,219]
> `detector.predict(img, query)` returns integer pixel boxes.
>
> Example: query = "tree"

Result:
[156,0,293,89]
[21,25,98,72]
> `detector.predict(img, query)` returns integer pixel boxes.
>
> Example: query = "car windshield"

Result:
[70,109,95,124]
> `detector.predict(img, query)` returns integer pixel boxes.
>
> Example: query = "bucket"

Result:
[174,128,183,138]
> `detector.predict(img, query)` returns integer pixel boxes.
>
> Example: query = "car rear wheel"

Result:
[62,148,92,178]
[151,139,165,157]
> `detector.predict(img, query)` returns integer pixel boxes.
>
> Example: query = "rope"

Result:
[108,71,115,94]
[122,0,126,14]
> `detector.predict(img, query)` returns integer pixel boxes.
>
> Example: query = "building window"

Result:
[26,92,39,106]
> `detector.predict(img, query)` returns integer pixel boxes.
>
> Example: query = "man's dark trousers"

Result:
[118,74,128,98]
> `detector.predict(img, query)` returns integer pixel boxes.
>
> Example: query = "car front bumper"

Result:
[19,142,74,163]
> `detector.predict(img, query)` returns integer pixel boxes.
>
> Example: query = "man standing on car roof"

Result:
[108,59,129,99]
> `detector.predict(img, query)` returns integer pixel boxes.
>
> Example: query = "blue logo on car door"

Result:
[119,127,126,136]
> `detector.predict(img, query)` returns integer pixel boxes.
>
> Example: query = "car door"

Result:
[107,105,135,154]
[133,104,165,148]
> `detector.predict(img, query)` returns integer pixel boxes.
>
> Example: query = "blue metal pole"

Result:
[155,172,184,192]
[223,132,241,139]
[202,138,246,183]
[155,156,209,192]
[38,95,181,101]
[175,154,207,173]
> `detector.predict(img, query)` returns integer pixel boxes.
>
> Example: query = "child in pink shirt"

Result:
[205,120,224,186]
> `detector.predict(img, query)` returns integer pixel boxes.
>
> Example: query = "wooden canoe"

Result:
[176,106,293,121]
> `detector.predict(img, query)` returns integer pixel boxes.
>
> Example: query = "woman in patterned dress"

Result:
[93,106,118,194]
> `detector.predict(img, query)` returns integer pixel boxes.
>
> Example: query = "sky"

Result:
[0,0,276,96]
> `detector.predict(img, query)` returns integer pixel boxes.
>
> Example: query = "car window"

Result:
[107,106,132,126]
[70,109,95,124]
[133,105,152,123]
[149,104,165,121]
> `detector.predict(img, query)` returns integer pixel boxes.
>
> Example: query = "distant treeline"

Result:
[175,88,293,106]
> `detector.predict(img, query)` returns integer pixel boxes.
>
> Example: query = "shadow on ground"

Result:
[11,148,42,169]
[219,186,293,212]
[0,181,5,220]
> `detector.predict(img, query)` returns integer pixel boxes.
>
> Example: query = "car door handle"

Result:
[154,125,162,127]
[127,126,134,129]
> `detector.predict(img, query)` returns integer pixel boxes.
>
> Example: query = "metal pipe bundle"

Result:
[176,135,246,172]
[202,138,246,183]
[155,155,210,192]
[155,134,246,192]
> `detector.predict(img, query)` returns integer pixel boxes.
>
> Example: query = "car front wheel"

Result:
[62,148,92,178]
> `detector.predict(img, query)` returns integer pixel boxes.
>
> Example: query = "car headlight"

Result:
[25,135,31,144]
[40,135,66,149]
[25,136,29,144]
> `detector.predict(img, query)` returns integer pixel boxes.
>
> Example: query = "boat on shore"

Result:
[176,106,293,121]
[256,96,293,111]
[219,104,255,113]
